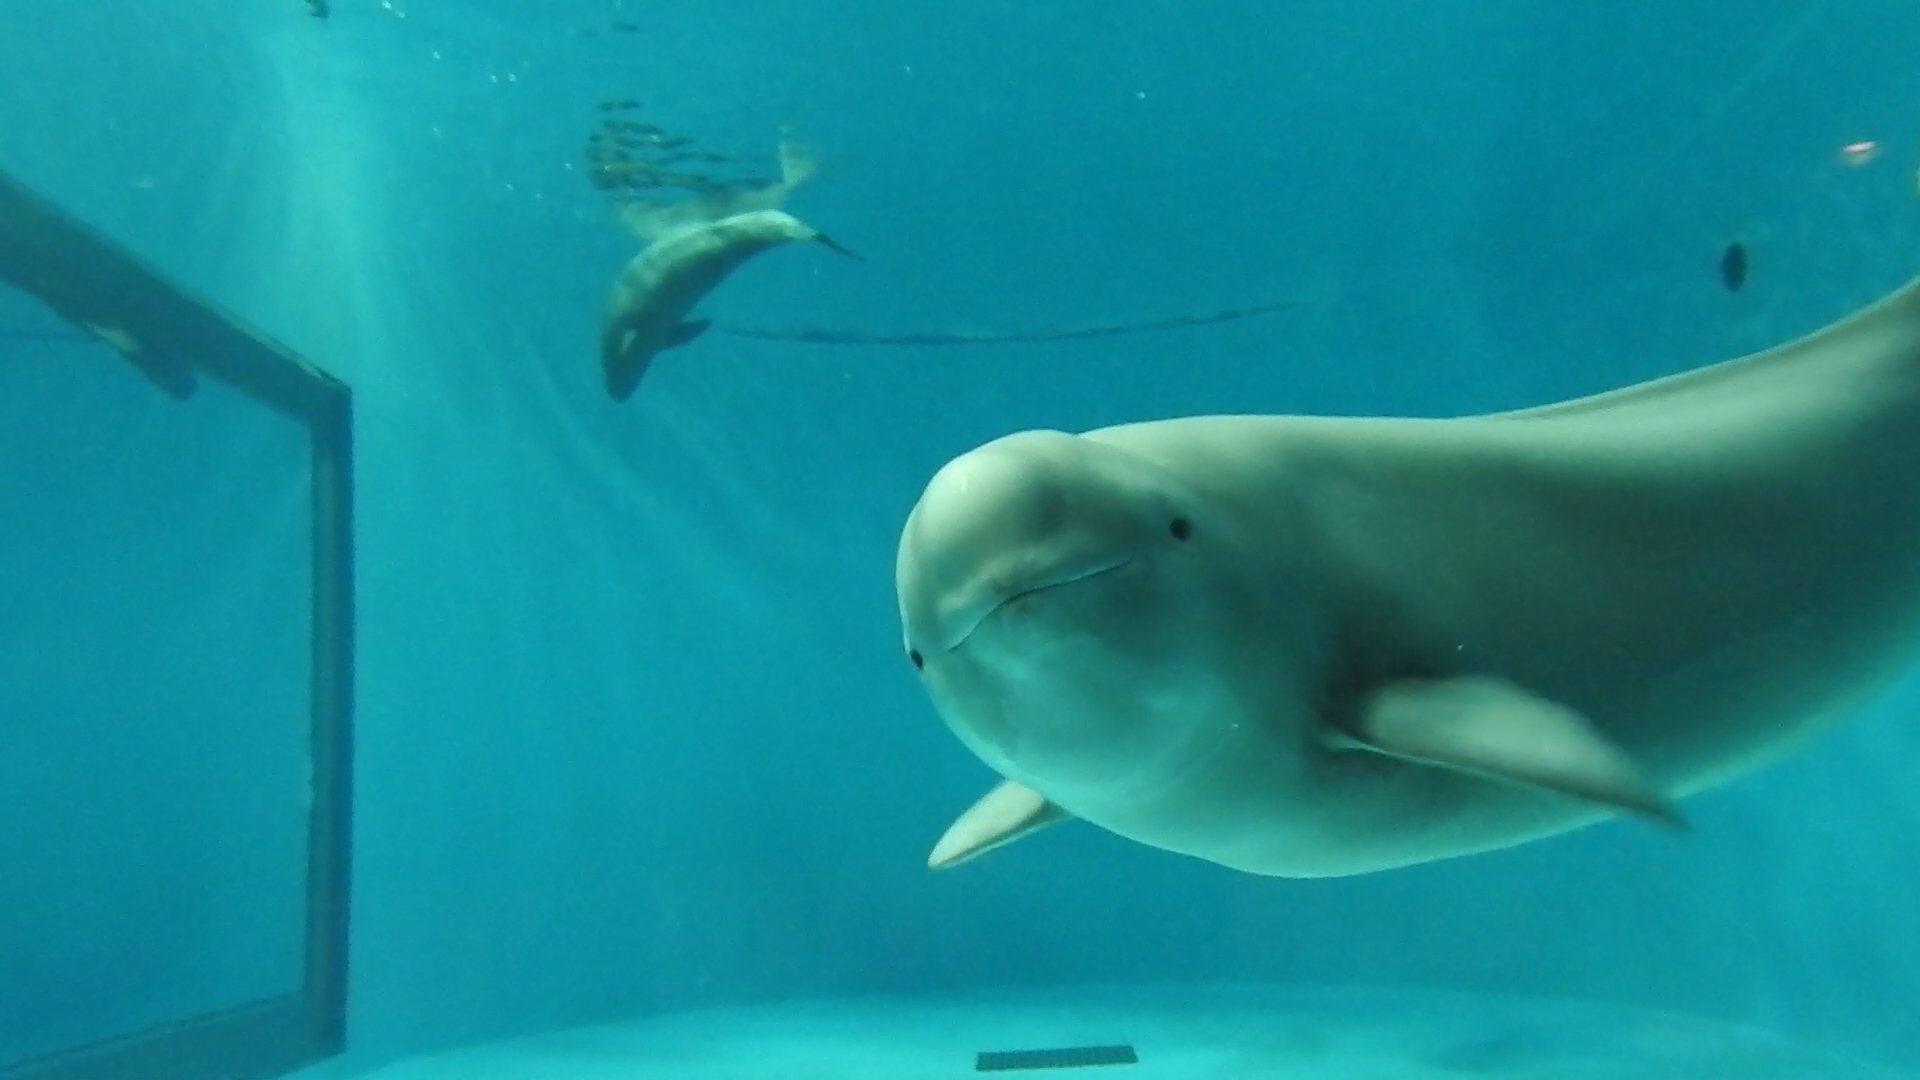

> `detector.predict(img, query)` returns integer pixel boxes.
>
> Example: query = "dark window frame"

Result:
[0,168,354,1080]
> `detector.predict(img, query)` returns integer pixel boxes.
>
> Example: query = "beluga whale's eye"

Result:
[908,648,925,671]
[1169,517,1193,541]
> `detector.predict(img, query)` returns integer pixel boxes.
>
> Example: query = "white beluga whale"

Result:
[895,274,1920,877]
[600,139,858,401]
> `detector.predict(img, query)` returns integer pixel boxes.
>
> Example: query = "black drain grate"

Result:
[975,1044,1139,1072]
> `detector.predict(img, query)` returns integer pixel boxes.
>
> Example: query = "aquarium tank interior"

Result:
[4,1,1920,1078]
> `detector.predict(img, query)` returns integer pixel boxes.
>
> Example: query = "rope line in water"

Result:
[713,293,1335,347]
[6,289,1338,355]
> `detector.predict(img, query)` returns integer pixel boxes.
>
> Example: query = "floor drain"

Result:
[975,1044,1139,1071]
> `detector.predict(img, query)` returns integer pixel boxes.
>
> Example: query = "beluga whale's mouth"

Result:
[953,557,1134,648]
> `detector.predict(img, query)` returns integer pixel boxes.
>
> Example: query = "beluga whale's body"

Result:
[895,274,1920,878]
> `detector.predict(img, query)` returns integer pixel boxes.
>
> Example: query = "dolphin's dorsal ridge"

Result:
[929,778,1073,870]
[1347,675,1686,829]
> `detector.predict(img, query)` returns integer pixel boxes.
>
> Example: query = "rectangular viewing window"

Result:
[0,167,353,1080]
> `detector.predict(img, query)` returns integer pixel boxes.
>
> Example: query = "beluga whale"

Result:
[895,273,1920,878]
[599,138,859,401]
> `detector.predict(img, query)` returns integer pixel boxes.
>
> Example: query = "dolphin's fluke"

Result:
[775,139,818,191]
[1339,675,1687,830]
[811,231,863,262]
[612,138,822,243]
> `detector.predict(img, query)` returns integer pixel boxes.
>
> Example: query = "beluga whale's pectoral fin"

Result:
[1335,675,1687,830]
[929,778,1074,869]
